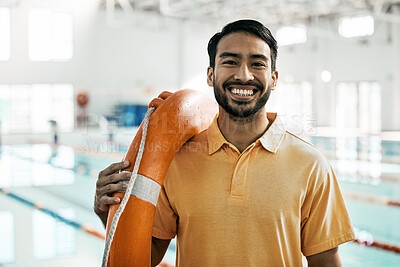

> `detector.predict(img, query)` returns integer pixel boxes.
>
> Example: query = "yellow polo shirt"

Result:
[152,113,355,266]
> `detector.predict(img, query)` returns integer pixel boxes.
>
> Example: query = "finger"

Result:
[99,195,122,209]
[94,199,110,213]
[158,91,173,99]
[99,161,129,177]
[97,171,131,187]
[98,182,128,197]
[148,98,164,109]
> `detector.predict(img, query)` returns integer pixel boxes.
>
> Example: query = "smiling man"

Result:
[95,19,355,266]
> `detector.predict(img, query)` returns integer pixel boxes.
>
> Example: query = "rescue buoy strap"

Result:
[118,173,161,207]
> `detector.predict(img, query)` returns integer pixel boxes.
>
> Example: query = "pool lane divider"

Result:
[353,231,400,254]
[343,190,400,208]
[3,188,400,255]
[353,239,400,254]
[0,188,105,240]
[1,187,175,266]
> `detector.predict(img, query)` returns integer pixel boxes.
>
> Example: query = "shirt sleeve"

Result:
[301,165,355,256]
[152,182,178,240]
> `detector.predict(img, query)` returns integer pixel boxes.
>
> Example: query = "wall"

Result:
[0,0,182,117]
[276,19,397,130]
[0,0,399,131]
[177,16,400,131]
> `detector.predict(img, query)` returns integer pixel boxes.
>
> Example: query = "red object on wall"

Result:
[76,91,89,107]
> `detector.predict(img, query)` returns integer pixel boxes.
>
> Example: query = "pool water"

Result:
[0,140,399,266]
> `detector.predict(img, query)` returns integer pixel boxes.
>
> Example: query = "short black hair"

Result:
[207,19,278,71]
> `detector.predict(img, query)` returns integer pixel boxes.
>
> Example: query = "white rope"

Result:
[102,107,155,267]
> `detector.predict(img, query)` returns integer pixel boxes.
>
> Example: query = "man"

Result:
[95,19,355,266]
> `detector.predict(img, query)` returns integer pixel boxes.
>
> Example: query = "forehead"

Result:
[216,32,271,59]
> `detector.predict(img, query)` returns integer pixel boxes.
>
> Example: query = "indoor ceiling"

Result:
[102,0,400,25]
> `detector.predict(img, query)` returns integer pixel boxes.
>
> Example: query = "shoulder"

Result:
[279,131,333,183]
[167,128,209,172]
[283,131,329,163]
[175,128,209,157]
[163,128,209,188]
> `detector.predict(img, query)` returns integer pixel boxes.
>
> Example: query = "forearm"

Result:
[151,237,171,267]
[95,208,109,228]
[307,247,341,267]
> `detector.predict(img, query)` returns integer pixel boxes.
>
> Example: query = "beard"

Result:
[213,79,272,118]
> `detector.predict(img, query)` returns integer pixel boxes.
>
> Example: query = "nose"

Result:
[233,64,254,82]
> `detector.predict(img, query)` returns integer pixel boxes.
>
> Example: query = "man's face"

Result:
[207,32,278,118]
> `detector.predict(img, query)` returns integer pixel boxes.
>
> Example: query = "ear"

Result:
[271,70,278,90]
[207,66,214,87]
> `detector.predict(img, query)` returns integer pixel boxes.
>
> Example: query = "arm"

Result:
[151,237,171,267]
[95,162,172,265]
[94,160,132,227]
[306,247,341,267]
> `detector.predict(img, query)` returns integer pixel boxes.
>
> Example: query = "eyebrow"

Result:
[219,52,241,59]
[219,52,269,62]
[250,54,269,62]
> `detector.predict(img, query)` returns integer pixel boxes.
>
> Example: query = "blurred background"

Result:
[0,0,400,266]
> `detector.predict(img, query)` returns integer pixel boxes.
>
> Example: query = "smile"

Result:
[230,88,254,96]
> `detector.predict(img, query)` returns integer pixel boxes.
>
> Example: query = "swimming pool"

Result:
[0,140,399,266]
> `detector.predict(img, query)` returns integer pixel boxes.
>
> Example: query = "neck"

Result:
[217,106,270,153]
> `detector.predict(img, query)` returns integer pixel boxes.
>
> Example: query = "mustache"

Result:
[223,80,263,91]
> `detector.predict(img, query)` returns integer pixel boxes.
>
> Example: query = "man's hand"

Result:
[94,161,132,226]
[148,91,173,109]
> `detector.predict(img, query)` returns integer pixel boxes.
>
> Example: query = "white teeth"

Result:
[231,88,254,96]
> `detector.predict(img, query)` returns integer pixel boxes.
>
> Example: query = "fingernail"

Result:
[123,184,128,189]
[123,161,129,166]
[114,198,120,203]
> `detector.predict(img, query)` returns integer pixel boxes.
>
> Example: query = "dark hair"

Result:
[207,19,278,71]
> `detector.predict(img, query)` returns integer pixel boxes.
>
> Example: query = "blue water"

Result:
[1,142,399,266]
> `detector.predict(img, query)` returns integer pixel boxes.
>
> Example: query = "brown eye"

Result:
[223,60,236,65]
[253,62,266,67]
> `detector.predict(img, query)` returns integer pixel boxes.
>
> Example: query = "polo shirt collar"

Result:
[207,113,286,155]
[207,115,228,155]
[258,113,286,153]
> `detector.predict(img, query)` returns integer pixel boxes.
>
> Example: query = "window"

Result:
[338,16,374,38]
[0,7,11,61]
[336,81,381,133]
[0,84,74,134]
[268,82,314,135]
[276,25,307,46]
[336,82,358,130]
[29,8,73,61]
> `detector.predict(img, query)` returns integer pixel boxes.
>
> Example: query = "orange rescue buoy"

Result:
[105,89,217,266]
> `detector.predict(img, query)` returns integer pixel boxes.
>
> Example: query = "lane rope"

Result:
[0,188,105,240]
[343,190,400,208]
[0,187,175,266]
[2,186,400,259]
[353,228,400,254]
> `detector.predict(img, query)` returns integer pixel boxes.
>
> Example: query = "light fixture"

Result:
[276,25,307,46]
[338,16,374,38]
[321,70,332,83]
